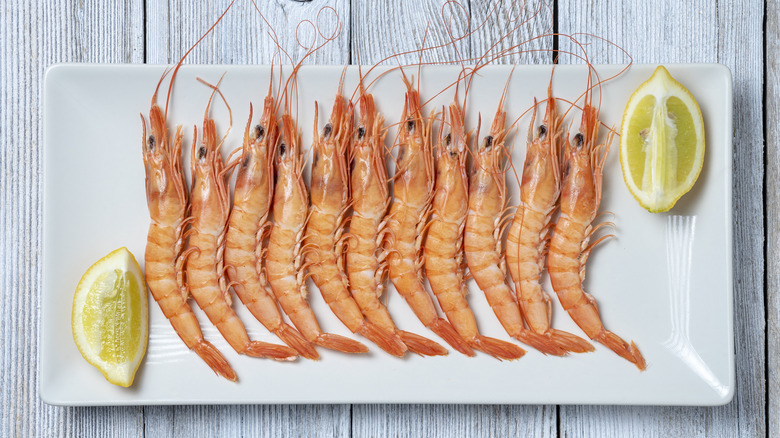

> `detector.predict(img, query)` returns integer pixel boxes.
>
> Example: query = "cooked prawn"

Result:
[304,86,407,357]
[505,86,594,354]
[266,113,368,354]
[141,76,236,381]
[548,104,646,370]
[385,76,473,356]
[224,79,318,360]
[424,103,525,360]
[464,94,567,356]
[346,88,447,357]
[184,88,297,361]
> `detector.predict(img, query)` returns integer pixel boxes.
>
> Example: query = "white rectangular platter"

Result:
[41,63,733,405]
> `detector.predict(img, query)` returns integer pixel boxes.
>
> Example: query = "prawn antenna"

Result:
[164,0,236,121]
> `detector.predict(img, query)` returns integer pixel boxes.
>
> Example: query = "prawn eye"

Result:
[279,143,287,157]
[357,126,366,139]
[147,135,155,151]
[198,146,207,159]
[323,123,333,138]
[538,125,547,138]
[406,118,415,132]
[574,133,584,148]
[254,124,264,140]
[445,133,452,146]
[485,135,493,150]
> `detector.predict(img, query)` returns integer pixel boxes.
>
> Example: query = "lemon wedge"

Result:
[71,247,148,387]
[620,65,705,212]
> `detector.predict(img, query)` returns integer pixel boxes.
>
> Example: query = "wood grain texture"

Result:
[558,0,765,436]
[1,2,143,437]
[767,1,779,436]
[146,0,350,65]
[143,405,350,438]
[351,0,469,65]
[468,0,554,64]
[351,404,556,438]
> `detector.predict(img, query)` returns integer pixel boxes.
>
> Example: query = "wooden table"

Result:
[1,0,769,436]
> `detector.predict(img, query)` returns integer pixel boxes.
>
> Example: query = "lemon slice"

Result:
[620,65,705,212]
[71,247,148,387]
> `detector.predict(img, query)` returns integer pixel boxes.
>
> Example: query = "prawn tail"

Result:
[314,333,370,354]
[595,330,647,371]
[398,330,448,357]
[275,322,320,360]
[429,318,475,357]
[514,330,568,356]
[357,322,408,357]
[244,340,299,361]
[548,328,596,353]
[193,340,238,382]
[471,335,526,361]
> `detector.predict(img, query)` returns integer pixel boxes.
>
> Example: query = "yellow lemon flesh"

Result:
[620,65,705,212]
[72,247,148,387]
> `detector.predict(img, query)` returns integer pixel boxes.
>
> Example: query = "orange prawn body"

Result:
[185,114,297,361]
[266,114,368,355]
[346,92,447,357]
[424,104,525,361]
[548,105,646,370]
[385,81,473,356]
[463,106,567,356]
[505,94,594,355]
[224,90,318,360]
[142,102,237,381]
[304,95,407,357]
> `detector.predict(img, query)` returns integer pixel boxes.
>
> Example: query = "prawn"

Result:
[224,78,319,360]
[547,103,646,370]
[464,90,568,356]
[346,86,447,357]
[266,113,369,354]
[505,84,594,354]
[184,86,297,361]
[304,81,407,357]
[424,103,525,360]
[141,75,236,381]
[385,76,473,356]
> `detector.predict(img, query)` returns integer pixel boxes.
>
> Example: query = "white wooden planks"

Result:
[351,404,557,438]
[767,0,779,436]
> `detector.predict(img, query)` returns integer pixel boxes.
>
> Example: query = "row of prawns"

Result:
[387,71,645,370]
[141,65,645,382]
